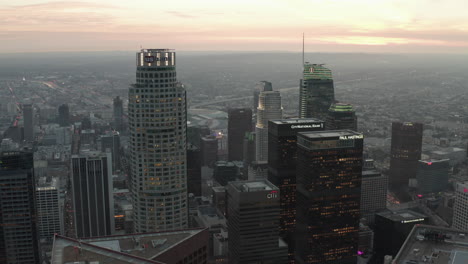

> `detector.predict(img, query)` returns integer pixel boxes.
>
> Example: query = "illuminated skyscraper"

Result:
[268,118,324,261]
[129,49,188,232]
[299,63,335,119]
[255,90,282,162]
[325,102,357,131]
[389,122,423,189]
[295,130,363,264]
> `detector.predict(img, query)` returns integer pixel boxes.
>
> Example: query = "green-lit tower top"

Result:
[303,63,333,80]
[329,103,355,112]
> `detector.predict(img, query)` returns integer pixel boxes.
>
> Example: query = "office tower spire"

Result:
[255,90,282,162]
[299,63,335,119]
[129,49,188,232]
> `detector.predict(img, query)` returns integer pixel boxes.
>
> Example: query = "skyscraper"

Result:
[389,122,423,189]
[23,104,34,141]
[36,184,64,241]
[129,49,188,232]
[113,96,124,131]
[267,118,324,260]
[100,130,121,173]
[228,108,252,161]
[187,144,202,196]
[58,104,70,127]
[201,135,218,167]
[360,169,388,224]
[71,151,115,238]
[453,181,468,231]
[255,90,282,162]
[299,63,335,119]
[295,130,363,264]
[253,81,273,113]
[325,102,357,131]
[0,151,40,264]
[227,180,288,264]
[416,159,449,194]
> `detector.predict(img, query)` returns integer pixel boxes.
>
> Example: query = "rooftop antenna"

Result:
[302,32,305,69]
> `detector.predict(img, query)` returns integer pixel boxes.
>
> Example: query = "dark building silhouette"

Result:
[360,168,388,225]
[242,132,256,179]
[228,108,252,161]
[295,130,363,264]
[389,122,423,189]
[373,209,428,263]
[81,117,92,130]
[214,161,237,186]
[113,96,124,131]
[0,151,40,264]
[100,131,121,173]
[23,104,34,141]
[187,124,210,148]
[253,81,273,113]
[227,180,288,264]
[416,159,449,194]
[58,104,70,127]
[71,151,114,238]
[299,63,335,119]
[325,102,357,131]
[187,144,202,196]
[267,118,324,261]
[201,135,218,167]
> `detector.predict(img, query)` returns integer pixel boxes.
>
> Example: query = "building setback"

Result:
[299,63,335,119]
[267,118,324,261]
[227,108,252,161]
[0,151,40,264]
[253,81,273,113]
[71,151,114,238]
[129,49,188,232]
[227,180,288,264]
[295,130,363,264]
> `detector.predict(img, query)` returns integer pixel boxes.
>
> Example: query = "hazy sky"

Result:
[1,0,467,53]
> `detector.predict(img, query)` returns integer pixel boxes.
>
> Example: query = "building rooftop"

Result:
[393,225,468,264]
[303,63,333,80]
[298,130,362,139]
[329,103,355,112]
[229,180,278,193]
[51,228,207,264]
[376,209,427,223]
[269,118,323,125]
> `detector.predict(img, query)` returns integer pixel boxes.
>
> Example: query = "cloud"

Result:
[166,11,198,19]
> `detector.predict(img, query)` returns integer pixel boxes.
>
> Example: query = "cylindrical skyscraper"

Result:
[129,49,188,232]
[255,90,282,162]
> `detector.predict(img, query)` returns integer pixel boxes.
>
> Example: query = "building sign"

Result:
[339,135,363,140]
[267,190,278,199]
[291,124,323,129]
[401,218,425,224]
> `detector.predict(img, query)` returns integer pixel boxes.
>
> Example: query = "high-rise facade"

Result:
[360,169,388,225]
[227,180,288,264]
[253,81,273,113]
[71,151,115,238]
[299,63,335,119]
[416,159,449,194]
[295,130,363,264]
[129,49,188,232]
[255,90,282,162]
[453,181,468,231]
[227,108,252,161]
[201,135,218,167]
[389,122,423,189]
[267,118,324,260]
[325,103,357,131]
[100,131,121,173]
[0,151,40,264]
[113,96,124,131]
[187,144,202,196]
[36,185,64,241]
[23,104,34,141]
[58,104,70,127]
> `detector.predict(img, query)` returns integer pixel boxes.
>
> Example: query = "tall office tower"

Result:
[255,91,282,162]
[187,124,210,148]
[360,169,388,224]
[267,118,324,261]
[23,104,34,141]
[227,180,288,264]
[416,159,449,194]
[71,151,115,238]
[0,151,40,264]
[389,122,423,189]
[242,132,256,178]
[228,108,252,161]
[453,181,468,231]
[187,144,202,196]
[113,96,124,131]
[325,102,357,131]
[214,160,238,186]
[201,135,218,167]
[100,130,121,173]
[36,184,64,242]
[295,130,363,264]
[58,104,70,127]
[299,63,335,119]
[253,81,273,113]
[129,49,188,232]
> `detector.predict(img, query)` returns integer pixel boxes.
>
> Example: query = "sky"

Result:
[1,0,467,53]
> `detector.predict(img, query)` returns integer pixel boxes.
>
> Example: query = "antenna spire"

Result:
[302,33,305,68]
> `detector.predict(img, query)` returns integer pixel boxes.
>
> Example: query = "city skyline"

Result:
[1,0,468,53]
